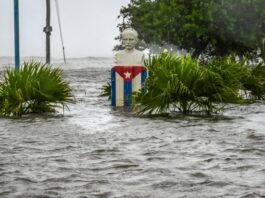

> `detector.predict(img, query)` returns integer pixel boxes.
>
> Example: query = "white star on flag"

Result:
[124,71,132,79]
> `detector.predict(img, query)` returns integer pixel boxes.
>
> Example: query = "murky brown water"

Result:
[0,58,265,198]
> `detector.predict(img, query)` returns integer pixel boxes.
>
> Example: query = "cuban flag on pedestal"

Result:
[111,66,147,107]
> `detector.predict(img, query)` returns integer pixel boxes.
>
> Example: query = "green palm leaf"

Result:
[135,53,242,115]
[0,61,74,117]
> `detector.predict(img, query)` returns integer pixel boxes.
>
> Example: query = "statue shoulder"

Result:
[135,49,145,60]
[115,50,125,65]
[135,49,144,55]
[115,50,126,59]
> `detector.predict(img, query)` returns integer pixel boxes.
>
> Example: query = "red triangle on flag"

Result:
[113,66,146,81]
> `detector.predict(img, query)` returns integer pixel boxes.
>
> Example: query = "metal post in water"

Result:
[14,0,20,69]
[43,0,52,64]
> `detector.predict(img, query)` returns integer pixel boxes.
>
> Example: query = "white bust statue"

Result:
[115,28,145,66]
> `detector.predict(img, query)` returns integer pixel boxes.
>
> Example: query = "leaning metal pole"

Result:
[43,0,52,64]
[14,0,20,69]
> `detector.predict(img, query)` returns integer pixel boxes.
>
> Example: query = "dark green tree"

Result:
[118,0,265,59]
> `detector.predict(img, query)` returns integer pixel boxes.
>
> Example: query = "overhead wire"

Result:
[55,0,66,63]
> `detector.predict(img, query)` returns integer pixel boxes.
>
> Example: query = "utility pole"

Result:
[43,0,52,64]
[14,0,20,69]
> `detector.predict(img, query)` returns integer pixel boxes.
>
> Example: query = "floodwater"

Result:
[0,57,265,198]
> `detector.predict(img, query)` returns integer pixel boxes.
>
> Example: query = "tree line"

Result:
[118,0,265,60]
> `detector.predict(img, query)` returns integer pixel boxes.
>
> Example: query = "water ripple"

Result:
[0,62,265,197]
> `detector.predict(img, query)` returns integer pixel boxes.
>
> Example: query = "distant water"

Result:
[0,57,265,198]
[0,56,114,70]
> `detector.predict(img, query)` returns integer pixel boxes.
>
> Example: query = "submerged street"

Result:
[0,58,265,198]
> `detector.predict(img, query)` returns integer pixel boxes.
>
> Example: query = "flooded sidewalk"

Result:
[0,58,265,198]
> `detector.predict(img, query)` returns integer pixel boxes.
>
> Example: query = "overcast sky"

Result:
[0,0,130,58]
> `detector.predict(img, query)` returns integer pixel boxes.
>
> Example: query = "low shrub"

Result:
[0,62,74,117]
[134,53,242,115]
[101,53,265,115]
[241,62,265,100]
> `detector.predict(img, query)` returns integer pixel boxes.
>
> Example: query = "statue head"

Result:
[121,28,138,50]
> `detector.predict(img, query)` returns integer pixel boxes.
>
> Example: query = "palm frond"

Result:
[135,53,242,115]
[0,61,74,117]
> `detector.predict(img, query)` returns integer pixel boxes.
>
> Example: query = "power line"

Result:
[55,0,66,64]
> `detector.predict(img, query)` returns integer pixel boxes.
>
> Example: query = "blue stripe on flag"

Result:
[111,69,116,106]
[124,80,132,106]
[141,70,147,92]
